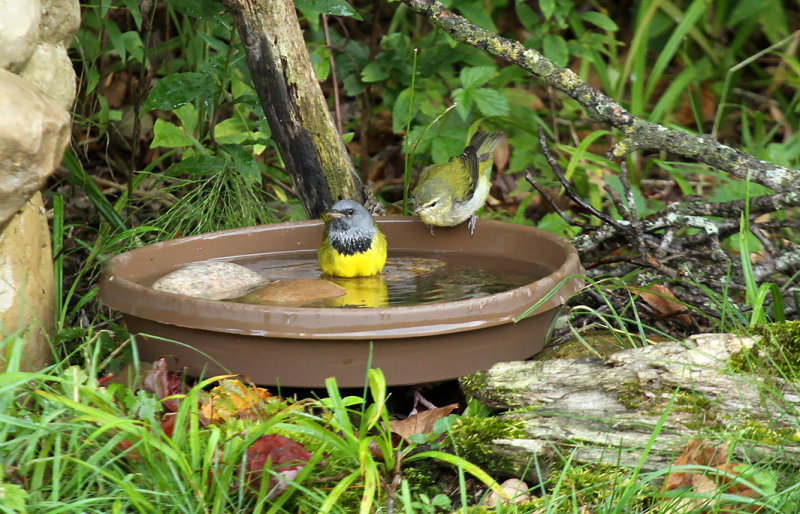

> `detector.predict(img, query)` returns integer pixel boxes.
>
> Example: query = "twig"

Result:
[538,127,631,234]
[524,170,592,229]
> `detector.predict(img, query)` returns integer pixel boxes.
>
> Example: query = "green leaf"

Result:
[539,0,556,20]
[451,87,473,120]
[472,88,510,117]
[515,1,540,33]
[174,103,198,136]
[311,46,331,81]
[105,20,127,65]
[295,0,362,20]
[62,148,127,232]
[142,72,216,112]
[166,154,227,176]
[214,117,249,144]
[392,88,415,133]
[361,61,389,83]
[459,66,495,89]
[580,11,618,31]
[151,119,195,148]
[455,2,497,32]
[222,145,261,185]
[543,33,569,67]
[168,0,224,20]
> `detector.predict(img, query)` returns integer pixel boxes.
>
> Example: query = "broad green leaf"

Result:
[539,0,556,20]
[459,66,495,89]
[515,0,540,33]
[142,72,216,111]
[151,119,195,148]
[214,117,249,144]
[295,0,362,20]
[451,87,473,120]
[311,46,331,81]
[361,61,389,83]
[174,103,198,136]
[580,11,618,31]
[392,88,415,133]
[543,33,569,67]
[167,154,227,176]
[472,88,510,117]
[456,2,497,32]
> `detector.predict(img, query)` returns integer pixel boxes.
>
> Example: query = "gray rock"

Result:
[0,0,41,71]
[0,69,70,226]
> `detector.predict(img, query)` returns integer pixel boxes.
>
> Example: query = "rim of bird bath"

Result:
[98,216,585,387]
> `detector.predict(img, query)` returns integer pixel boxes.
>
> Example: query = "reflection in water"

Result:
[231,252,548,308]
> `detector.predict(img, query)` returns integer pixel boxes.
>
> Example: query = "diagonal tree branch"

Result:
[400,0,800,192]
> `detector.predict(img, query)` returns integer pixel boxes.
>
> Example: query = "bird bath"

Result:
[99,217,584,387]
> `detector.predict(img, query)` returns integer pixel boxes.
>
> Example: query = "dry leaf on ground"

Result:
[387,403,458,441]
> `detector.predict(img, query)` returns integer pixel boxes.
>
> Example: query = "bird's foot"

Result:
[429,224,435,236]
[468,215,477,237]
[409,387,438,416]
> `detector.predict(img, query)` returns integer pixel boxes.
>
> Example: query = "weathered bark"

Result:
[220,0,367,218]
[400,0,800,192]
[460,334,800,475]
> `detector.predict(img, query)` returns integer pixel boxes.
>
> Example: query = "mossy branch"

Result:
[400,0,800,191]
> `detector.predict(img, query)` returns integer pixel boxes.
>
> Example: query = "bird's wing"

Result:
[454,144,479,199]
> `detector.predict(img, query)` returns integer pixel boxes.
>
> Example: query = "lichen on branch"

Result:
[401,0,800,191]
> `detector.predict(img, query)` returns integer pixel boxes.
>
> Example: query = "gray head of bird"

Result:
[412,179,453,218]
[322,199,377,239]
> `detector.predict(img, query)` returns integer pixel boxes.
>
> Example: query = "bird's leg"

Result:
[468,214,477,237]
[429,224,435,236]
[409,386,438,416]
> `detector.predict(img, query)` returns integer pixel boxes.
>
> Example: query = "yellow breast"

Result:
[318,231,388,277]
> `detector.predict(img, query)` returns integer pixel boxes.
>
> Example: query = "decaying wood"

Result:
[220,0,379,218]
[460,334,800,475]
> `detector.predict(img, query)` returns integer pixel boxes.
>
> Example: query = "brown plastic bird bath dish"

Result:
[99,217,584,387]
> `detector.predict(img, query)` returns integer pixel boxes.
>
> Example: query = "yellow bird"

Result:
[318,199,388,278]
[412,130,504,234]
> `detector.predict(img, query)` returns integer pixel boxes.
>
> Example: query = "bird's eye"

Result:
[347,208,355,216]
[430,201,437,207]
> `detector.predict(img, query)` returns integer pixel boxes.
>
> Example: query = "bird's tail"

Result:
[468,131,504,162]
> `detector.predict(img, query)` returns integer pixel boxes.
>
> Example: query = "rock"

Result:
[236,278,346,306]
[0,69,71,226]
[0,192,55,372]
[38,0,81,47]
[0,0,41,71]
[19,42,77,109]
[480,478,531,508]
[153,262,268,300]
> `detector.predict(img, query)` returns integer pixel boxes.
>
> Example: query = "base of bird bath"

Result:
[99,217,584,387]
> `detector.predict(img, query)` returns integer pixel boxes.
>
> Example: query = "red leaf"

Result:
[244,434,311,497]
[143,356,184,412]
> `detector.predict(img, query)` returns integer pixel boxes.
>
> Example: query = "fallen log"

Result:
[460,333,800,475]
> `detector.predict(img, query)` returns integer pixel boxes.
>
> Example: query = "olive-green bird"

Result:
[318,199,388,278]
[412,130,504,234]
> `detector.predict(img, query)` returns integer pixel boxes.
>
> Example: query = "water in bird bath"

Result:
[228,250,550,308]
